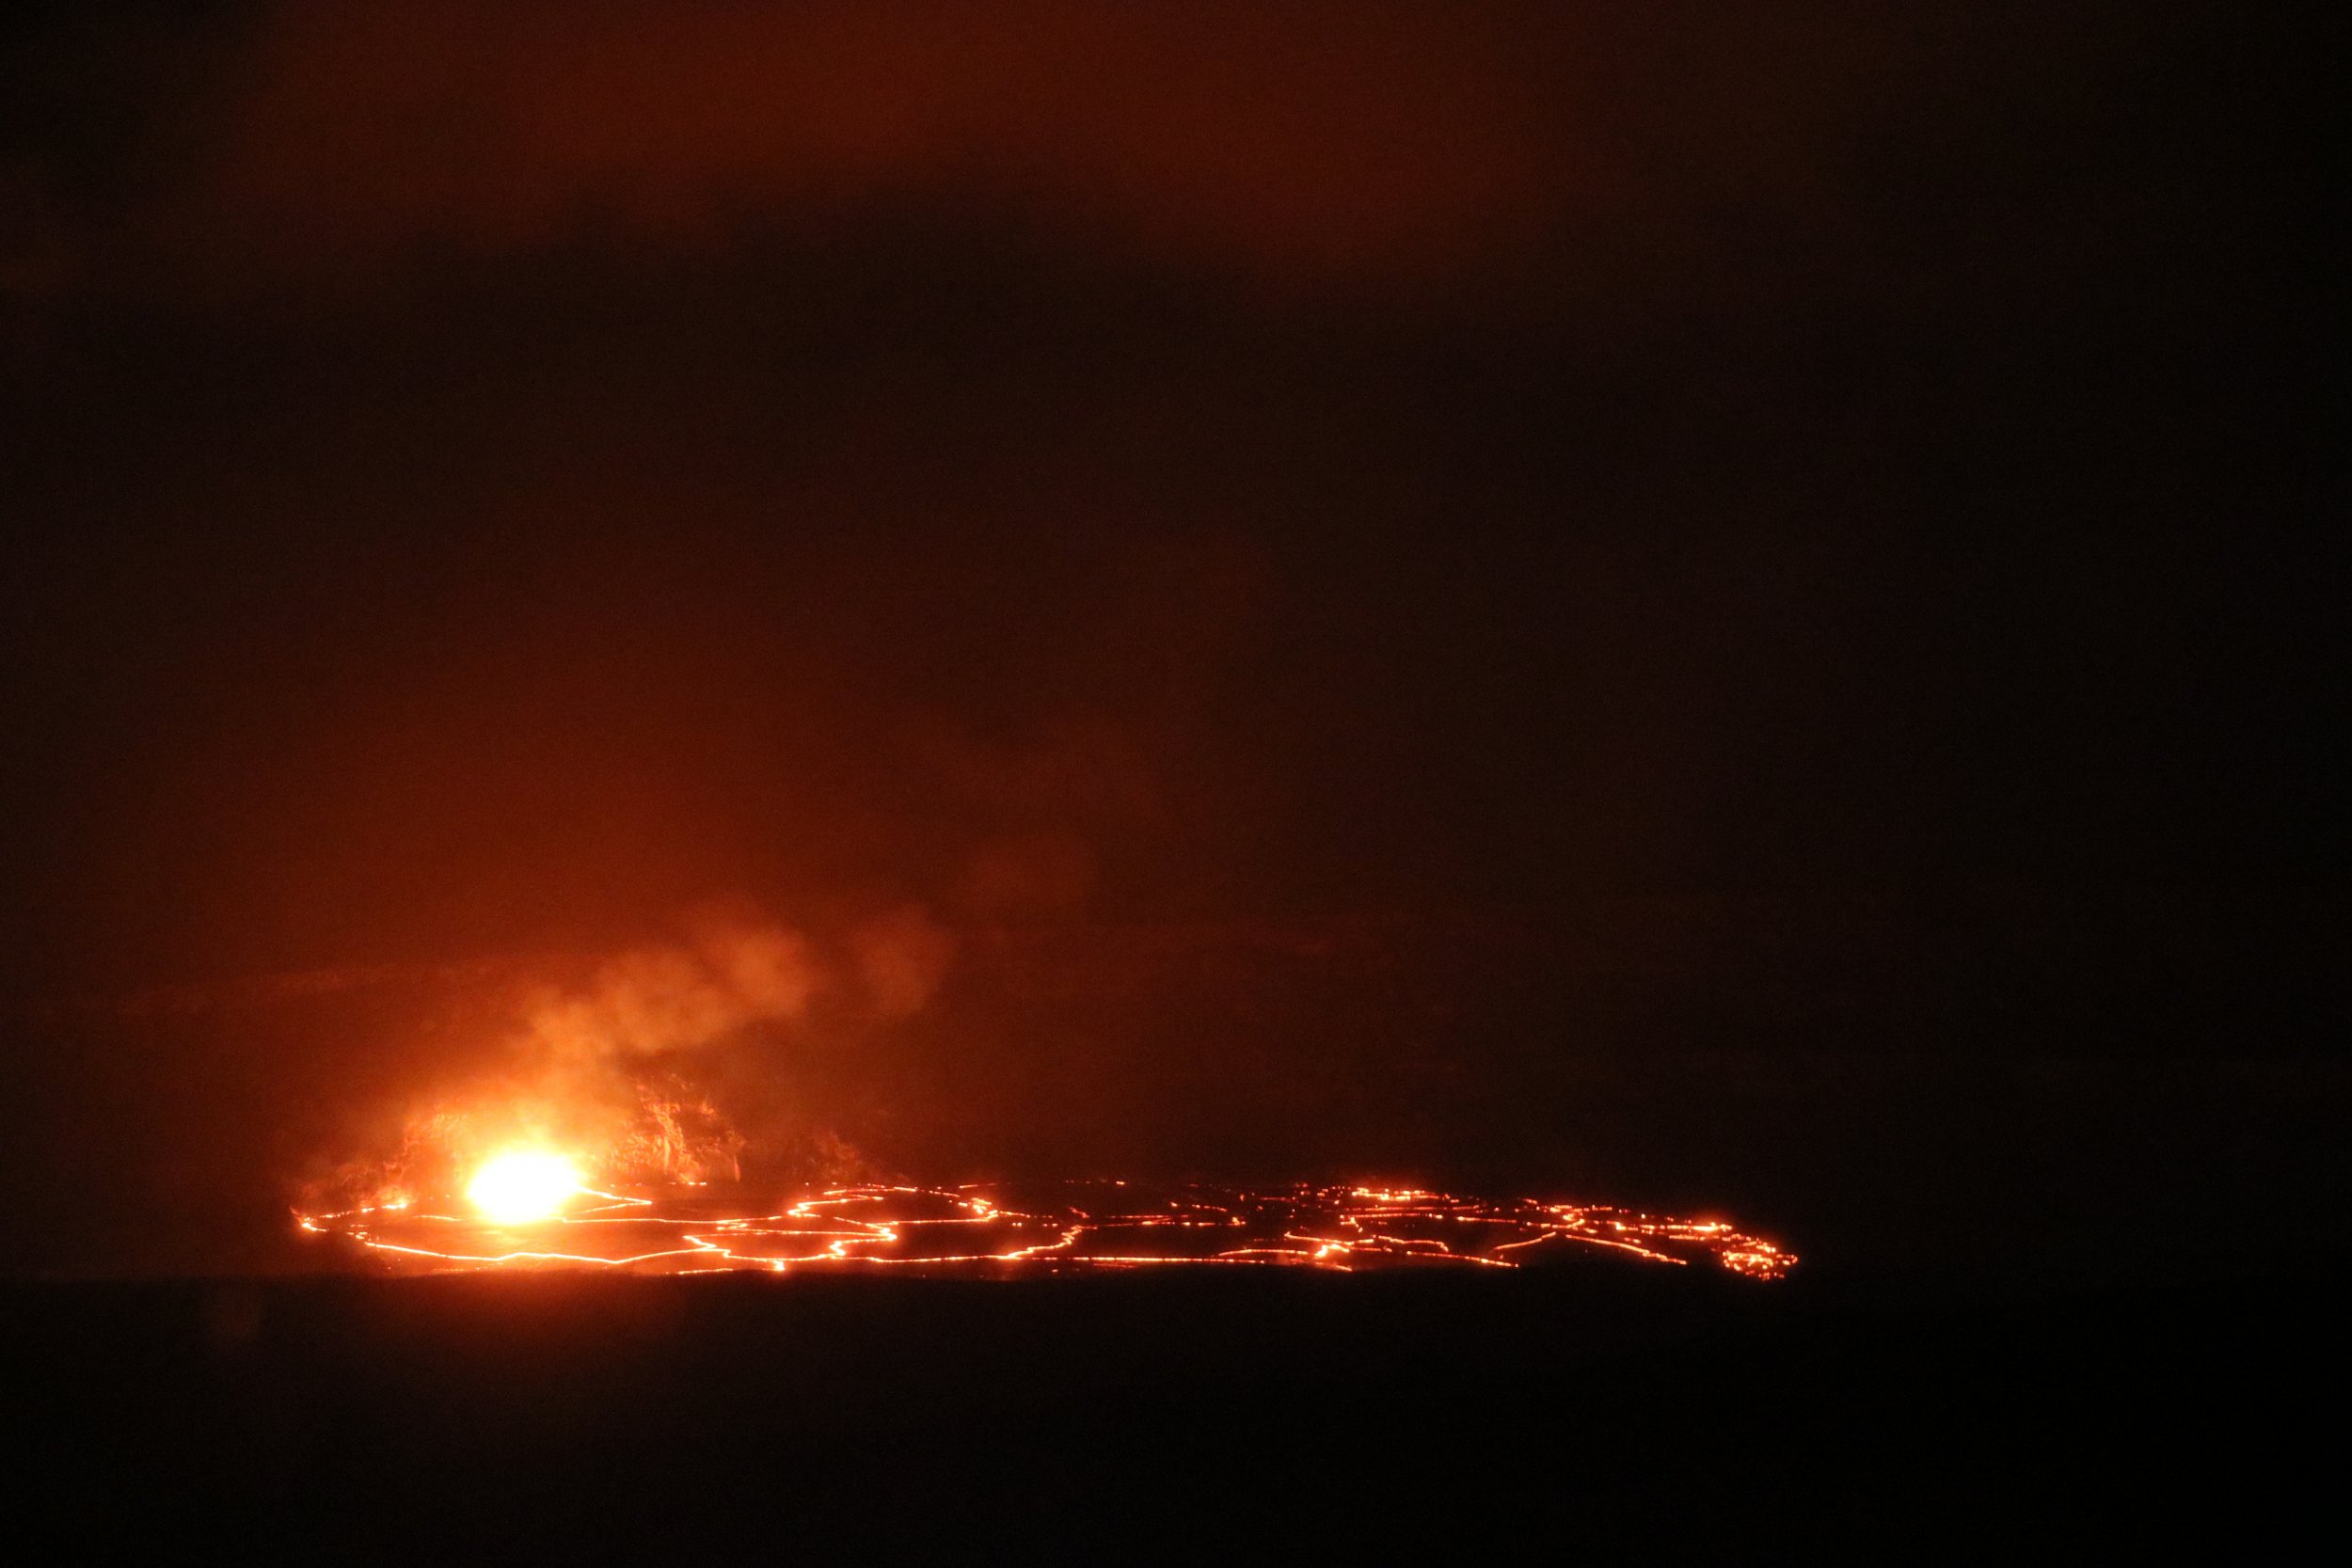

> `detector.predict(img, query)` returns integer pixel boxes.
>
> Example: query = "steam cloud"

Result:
[295,908,962,1204]
[525,905,956,1058]
[525,923,822,1061]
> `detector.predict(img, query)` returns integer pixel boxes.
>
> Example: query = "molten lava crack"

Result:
[298,1181,1795,1279]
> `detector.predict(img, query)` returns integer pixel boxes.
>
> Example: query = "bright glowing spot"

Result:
[466,1150,582,1224]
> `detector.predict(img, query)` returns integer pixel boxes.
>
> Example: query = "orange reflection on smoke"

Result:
[297,1180,1796,1279]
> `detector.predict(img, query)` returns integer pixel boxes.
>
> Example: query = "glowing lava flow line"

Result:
[297,1182,1796,1279]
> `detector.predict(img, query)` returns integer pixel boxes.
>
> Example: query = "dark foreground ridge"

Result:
[9,1264,2339,1556]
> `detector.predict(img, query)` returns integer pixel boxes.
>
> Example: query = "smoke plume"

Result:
[524,922,820,1062]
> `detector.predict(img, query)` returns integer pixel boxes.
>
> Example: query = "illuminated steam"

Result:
[305,908,957,1210]
[523,922,822,1061]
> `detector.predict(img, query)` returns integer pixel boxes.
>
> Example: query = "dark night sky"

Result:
[1,3,2340,1277]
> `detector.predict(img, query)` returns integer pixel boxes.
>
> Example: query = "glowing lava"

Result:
[465,1150,583,1224]
[302,1179,1798,1279]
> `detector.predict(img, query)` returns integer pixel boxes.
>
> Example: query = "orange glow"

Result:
[465,1150,583,1224]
